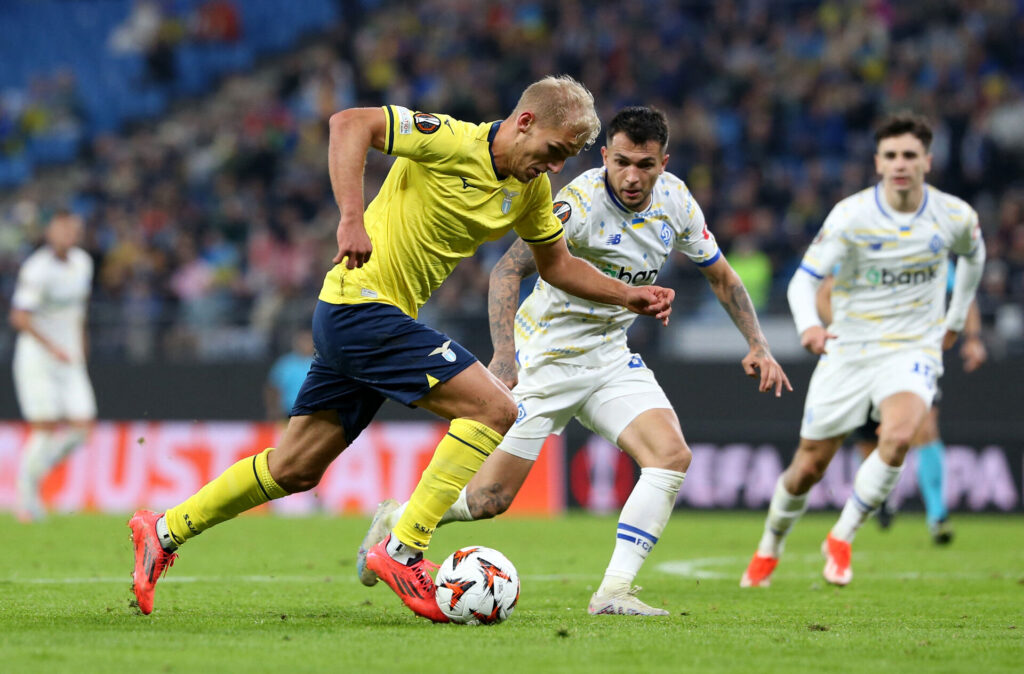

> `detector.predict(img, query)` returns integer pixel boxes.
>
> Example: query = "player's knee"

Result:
[673,443,692,472]
[790,455,828,489]
[269,464,324,493]
[878,426,915,452]
[467,483,515,519]
[488,396,518,435]
[647,442,691,472]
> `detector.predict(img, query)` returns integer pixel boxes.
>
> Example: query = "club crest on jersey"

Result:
[429,339,457,362]
[552,200,572,224]
[628,354,645,369]
[516,402,526,423]
[660,223,672,247]
[414,113,441,134]
[501,188,520,214]
[929,234,943,253]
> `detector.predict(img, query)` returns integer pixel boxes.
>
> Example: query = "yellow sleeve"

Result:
[383,105,464,165]
[513,174,564,245]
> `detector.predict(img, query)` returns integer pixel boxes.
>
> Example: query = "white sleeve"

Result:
[555,182,587,245]
[787,208,848,335]
[673,196,721,267]
[945,237,986,332]
[788,267,824,336]
[951,205,982,257]
[11,257,45,311]
[798,208,848,278]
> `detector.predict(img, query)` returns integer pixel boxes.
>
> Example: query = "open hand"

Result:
[741,347,793,397]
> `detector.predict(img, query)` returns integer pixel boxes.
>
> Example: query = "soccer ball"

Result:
[434,546,519,625]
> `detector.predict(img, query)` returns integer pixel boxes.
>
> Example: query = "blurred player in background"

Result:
[263,328,315,421]
[913,303,986,543]
[129,75,675,620]
[818,274,987,543]
[369,106,791,615]
[10,211,95,522]
[742,112,985,588]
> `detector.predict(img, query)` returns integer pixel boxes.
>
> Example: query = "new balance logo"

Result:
[607,234,622,245]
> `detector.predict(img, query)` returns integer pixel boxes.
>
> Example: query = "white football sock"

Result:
[155,515,178,552]
[757,476,809,558]
[388,502,407,530]
[386,533,422,565]
[45,427,88,470]
[440,487,472,525]
[831,450,902,542]
[599,467,685,594]
[17,429,57,517]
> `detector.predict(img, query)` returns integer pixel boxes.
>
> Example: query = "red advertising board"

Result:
[0,421,565,516]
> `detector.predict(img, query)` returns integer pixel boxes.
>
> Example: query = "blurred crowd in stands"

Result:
[1,0,1023,363]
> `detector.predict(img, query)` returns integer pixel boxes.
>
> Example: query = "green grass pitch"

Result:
[1,511,1021,673]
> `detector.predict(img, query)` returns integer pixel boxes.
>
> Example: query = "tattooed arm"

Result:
[700,257,793,396]
[487,237,538,389]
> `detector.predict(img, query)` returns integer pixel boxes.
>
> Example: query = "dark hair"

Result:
[607,106,669,150]
[874,111,933,150]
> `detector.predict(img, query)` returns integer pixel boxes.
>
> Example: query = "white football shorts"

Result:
[13,341,97,422]
[498,353,672,461]
[800,347,941,440]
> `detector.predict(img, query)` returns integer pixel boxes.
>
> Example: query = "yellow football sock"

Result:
[393,418,503,551]
[165,447,289,546]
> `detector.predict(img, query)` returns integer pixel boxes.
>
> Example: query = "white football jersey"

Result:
[515,168,720,369]
[801,183,983,357]
[11,246,94,362]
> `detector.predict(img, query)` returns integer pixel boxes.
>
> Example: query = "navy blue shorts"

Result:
[290,301,477,442]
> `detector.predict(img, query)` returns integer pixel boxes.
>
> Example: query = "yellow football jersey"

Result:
[318,105,565,318]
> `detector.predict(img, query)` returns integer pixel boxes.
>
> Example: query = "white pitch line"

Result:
[4,556,1002,586]
[654,555,1006,581]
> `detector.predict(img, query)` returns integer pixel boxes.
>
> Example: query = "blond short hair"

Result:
[512,75,601,150]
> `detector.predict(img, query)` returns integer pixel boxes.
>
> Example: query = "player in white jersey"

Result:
[10,211,96,521]
[369,107,791,615]
[818,271,987,544]
[741,112,986,588]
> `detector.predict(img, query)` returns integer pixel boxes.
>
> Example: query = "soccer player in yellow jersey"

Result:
[128,75,675,620]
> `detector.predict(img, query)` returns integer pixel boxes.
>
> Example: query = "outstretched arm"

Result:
[487,238,538,388]
[327,107,388,268]
[528,237,674,322]
[700,257,792,396]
